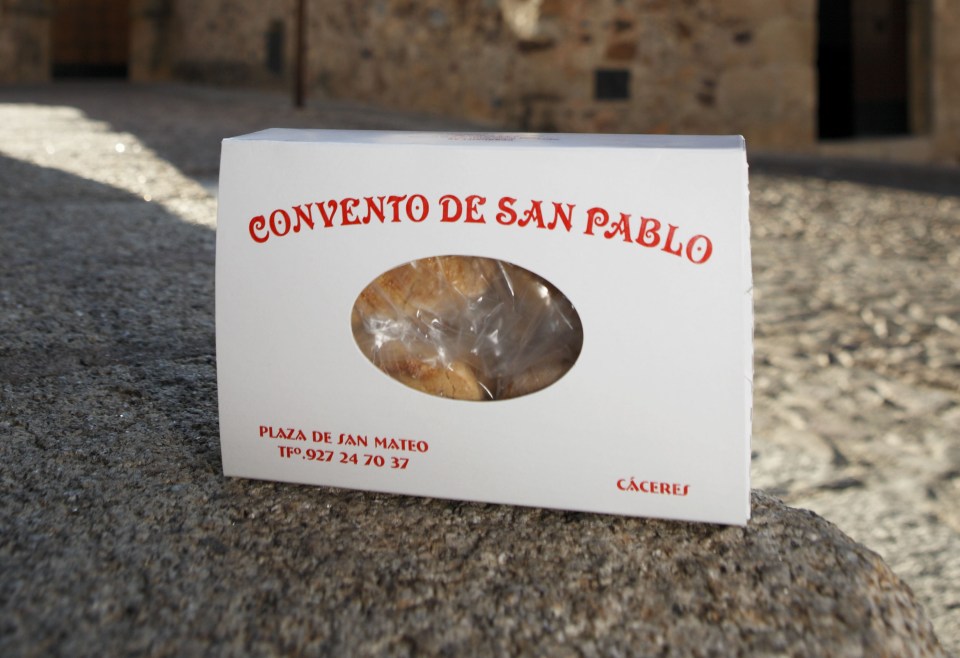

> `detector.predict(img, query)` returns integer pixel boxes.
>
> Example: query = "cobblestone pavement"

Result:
[1,83,958,653]
[749,174,960,651]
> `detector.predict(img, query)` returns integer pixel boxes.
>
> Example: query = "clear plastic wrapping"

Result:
[351,256,584,400]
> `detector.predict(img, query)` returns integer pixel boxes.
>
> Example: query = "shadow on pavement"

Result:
[0,153,215,384]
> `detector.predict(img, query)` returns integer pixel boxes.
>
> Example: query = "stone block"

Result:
[604,40,637,61]
[753,16,815,66]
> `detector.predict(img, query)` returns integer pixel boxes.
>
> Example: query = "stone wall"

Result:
[130,0,291,85]
[932,0,960,159]
[313,0,817,150]
[123,0,819,149]
[169,0,290,84]
[3,0,960,159]
[129,0,173,81]
[0,0,51,83]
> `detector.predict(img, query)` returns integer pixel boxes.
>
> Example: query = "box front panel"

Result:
[216,131,751,525]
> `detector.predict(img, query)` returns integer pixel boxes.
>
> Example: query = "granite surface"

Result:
[0,83,956,656]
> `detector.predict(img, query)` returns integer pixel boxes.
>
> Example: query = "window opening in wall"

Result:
[52,0,130,78]
[595,69,630,101]
[818,0,915,138]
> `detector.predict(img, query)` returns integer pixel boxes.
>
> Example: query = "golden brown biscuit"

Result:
[385,358,487,401]
[373,341,487,400]
[352,256,581,401]
[355,256,495,320]
[498,360,575,400]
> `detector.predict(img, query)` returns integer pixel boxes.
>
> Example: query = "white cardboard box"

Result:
[216,129,752,525]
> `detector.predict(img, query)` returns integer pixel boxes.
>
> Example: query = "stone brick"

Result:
[752,16,815,66]
[604,40,636,61]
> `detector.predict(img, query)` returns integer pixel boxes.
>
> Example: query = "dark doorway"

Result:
[818,0,909,138]
[52,0,131,78]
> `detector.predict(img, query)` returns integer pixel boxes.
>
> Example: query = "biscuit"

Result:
[355,256,495,320]
[352,256,581,401]
[374,341,487,401]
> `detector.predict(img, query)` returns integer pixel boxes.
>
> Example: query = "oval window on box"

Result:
[351,256,583,401]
